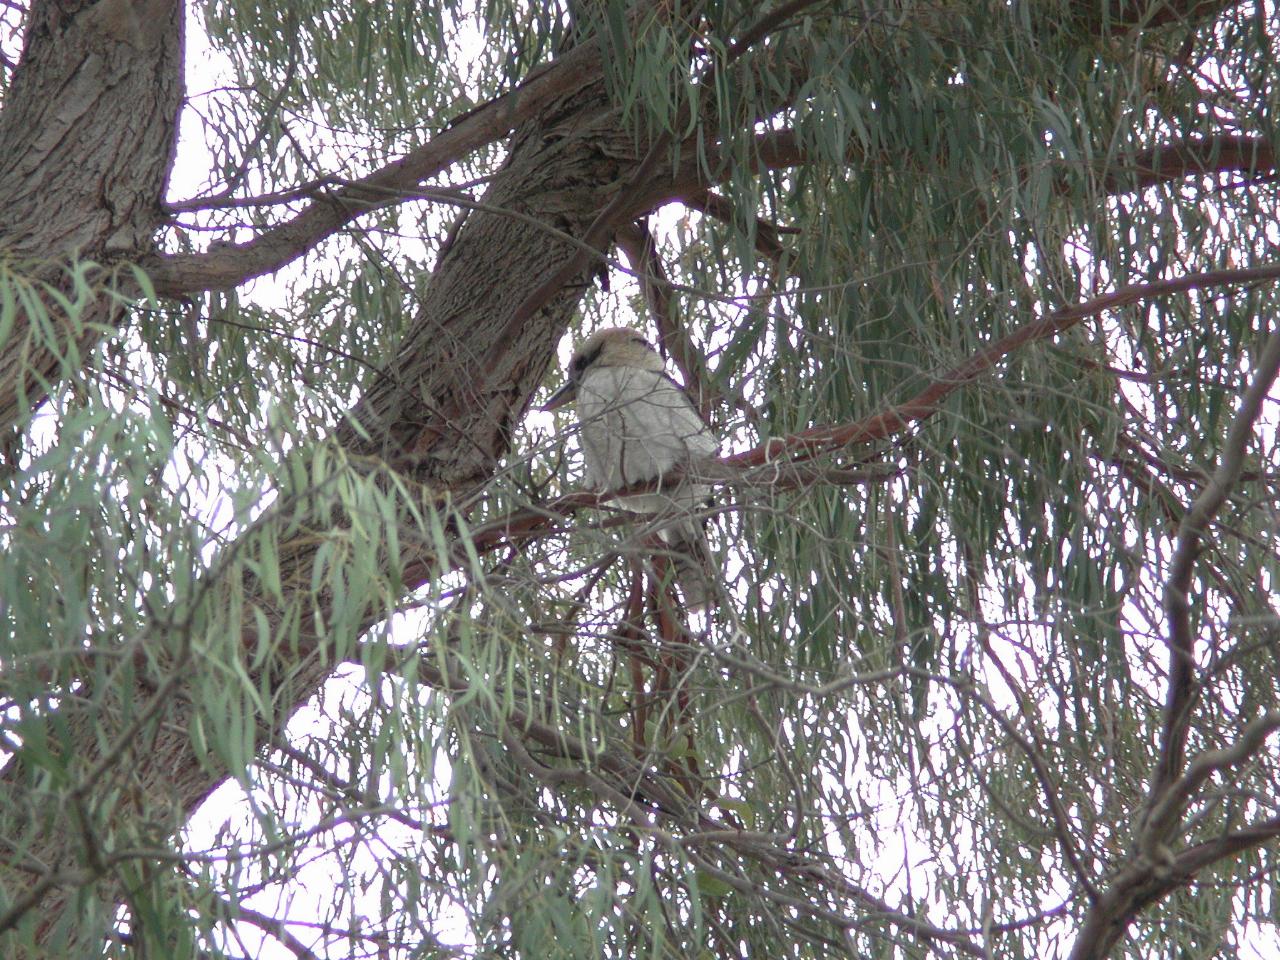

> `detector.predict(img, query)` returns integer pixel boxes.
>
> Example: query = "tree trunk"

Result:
[0,56,648,952]
[340,78,636,481]
[0,0,183,433]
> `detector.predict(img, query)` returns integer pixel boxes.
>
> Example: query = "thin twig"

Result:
[1149,325,1280,809]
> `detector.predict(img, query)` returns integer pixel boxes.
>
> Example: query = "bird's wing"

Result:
[578,367,717,491]
[656,371,719,459]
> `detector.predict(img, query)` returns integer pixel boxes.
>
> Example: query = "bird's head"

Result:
[542,328,663,410]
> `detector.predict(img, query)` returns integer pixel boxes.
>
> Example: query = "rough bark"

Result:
[0,0,183,430]
[339,83,639,484]
[0,62,649,953]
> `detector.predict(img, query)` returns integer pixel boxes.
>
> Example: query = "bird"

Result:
[543,327,719,609]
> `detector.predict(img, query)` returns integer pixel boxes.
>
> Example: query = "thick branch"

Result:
[680,189,793,263]
[1,46,636,953]
[1068,814,1280,960]
[3,2,1267,951]
[144,39,606,296]
[1106,135,1276,192]
[1143,710,1280,846]
[1071,0,1246,31]
[645,130,1277,214]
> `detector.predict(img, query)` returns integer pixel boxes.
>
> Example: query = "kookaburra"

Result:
[543,328,719,609]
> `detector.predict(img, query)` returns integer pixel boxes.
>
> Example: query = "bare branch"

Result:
[615,220,716,418]
[1150,326,1280,808]
[1144,709,1280,845]
[1066,327,1280,960]
[212,895,323,960]
[1174,816,1280,876]
[1068,814,1280,960]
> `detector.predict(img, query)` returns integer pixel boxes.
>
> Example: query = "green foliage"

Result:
[2,0,1280,958]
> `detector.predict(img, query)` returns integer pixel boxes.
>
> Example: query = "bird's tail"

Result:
[658,518,718,612]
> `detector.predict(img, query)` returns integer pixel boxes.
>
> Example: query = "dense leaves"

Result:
[0,1,1278,958]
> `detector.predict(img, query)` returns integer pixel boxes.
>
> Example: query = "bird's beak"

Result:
[541,380,577,411]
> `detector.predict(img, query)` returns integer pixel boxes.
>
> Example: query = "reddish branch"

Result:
[1106,135,1276,192]
[726,261,1280,467]
[649,130,1277,213]
[3,0,1272,951]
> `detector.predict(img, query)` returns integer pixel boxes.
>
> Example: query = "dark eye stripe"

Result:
[573,345,602,373]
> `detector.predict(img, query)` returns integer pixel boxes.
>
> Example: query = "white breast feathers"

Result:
[575,365,717,513]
